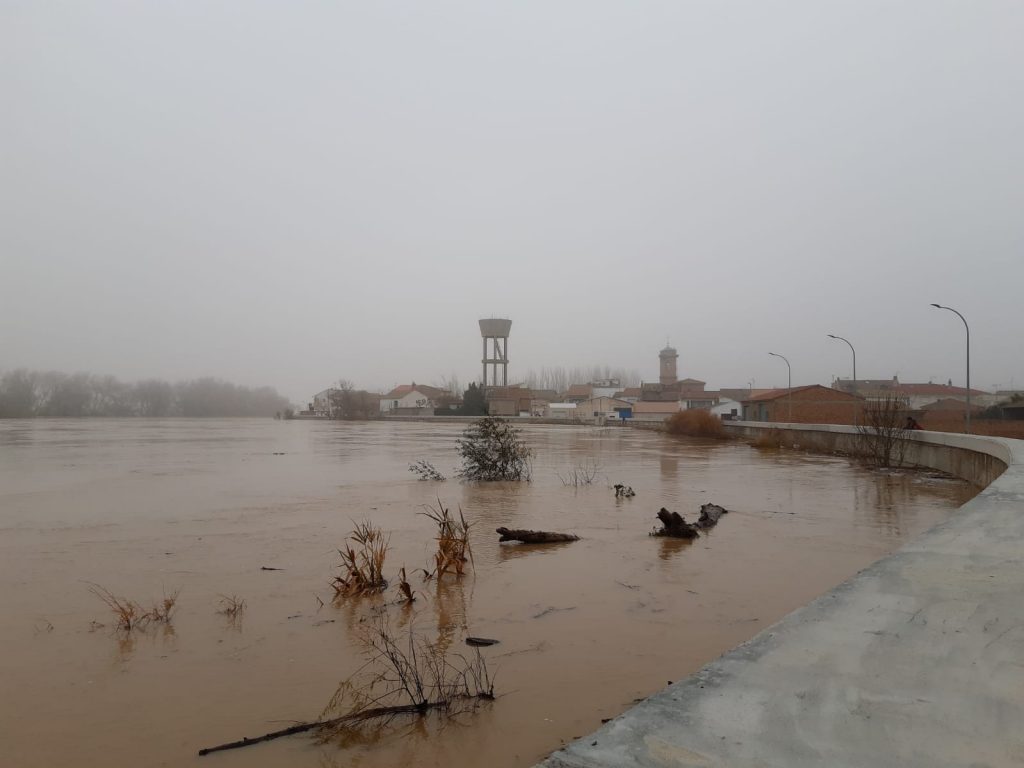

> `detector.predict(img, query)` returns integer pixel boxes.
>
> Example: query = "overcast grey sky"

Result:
[3,1,1022,402]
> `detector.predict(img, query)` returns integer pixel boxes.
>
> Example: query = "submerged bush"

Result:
[456,416,532,481]
[665,409,726,438]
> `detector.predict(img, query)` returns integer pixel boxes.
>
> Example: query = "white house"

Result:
[379,383,448,414]
[711,398,742,420]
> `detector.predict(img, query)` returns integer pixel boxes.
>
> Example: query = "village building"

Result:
[742,385,864,425]
[379,383,449,415]
[834,377,994,409]
[631,400,682,423]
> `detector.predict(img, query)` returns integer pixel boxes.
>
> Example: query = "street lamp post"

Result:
[828,334,858,425]
[827,334,856,389]
[930,304,971,434]
[768,352,792,422]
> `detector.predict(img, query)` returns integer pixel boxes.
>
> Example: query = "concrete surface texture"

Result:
[540,425,1024,768]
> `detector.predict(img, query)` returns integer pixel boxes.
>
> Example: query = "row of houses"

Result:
[307,356,1011,425]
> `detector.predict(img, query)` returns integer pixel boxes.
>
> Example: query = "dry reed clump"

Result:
[395,567,415,604]
[88,584,179,633]
[665,409,727,438]
[420,500,473,580]
[332,522,389,597]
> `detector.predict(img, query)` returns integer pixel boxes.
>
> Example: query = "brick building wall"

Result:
[745,386,864,425]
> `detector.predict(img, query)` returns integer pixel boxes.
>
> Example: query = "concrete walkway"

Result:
[540,428,1024,768]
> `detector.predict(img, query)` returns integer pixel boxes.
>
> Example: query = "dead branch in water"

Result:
[198,702,446,756]
[496,527,579,544]
[198,614,495,757]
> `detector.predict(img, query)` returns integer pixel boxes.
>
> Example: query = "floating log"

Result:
[465,637,499,647]
[652,508,700,539]
[496,527,580,544]
[696,503,728,529]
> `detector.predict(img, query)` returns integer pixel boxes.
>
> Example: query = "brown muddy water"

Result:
[0,419,976,768]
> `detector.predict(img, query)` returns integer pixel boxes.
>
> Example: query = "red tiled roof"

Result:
[564,384,592,397]
[382,383,448,399]
[921,398,984,412]
[896,383,988,397]
[743,385,863,403]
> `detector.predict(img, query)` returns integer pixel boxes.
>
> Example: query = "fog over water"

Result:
[3,2,1022,401]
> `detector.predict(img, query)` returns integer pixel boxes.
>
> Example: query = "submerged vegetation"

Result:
[456,416,532,481]
[408,460,446,481]
[557,460,601,487]
[88,584,179,632]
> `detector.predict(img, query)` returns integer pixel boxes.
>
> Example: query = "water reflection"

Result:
[657,536,696,561]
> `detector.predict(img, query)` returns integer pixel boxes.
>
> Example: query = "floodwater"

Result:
[0,419,976,768]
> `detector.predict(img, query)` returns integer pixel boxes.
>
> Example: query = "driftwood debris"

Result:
[652,508,700,539]
[652,503,730,539]
[496,527,579,544]
[465,637,499,647]
[197,701,471,756]
[696,502,728,529]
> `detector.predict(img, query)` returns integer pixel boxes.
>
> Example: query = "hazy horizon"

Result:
[4,2,1022,403]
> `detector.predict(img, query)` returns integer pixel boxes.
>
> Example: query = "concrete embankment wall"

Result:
[722,421,1011,488]
[540,424,1024,768]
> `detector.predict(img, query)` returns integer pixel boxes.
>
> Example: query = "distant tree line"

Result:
[0,369,291,418]
[522,365,642,393]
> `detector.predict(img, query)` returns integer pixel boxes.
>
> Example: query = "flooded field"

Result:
[0,419,976,768]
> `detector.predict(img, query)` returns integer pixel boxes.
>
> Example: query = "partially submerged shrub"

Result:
[420,500,472,579]
[321,614,495,736]
[665,409,726,438]
[332,522,389,597]
[408,460,446,481]
[456,416,532,481]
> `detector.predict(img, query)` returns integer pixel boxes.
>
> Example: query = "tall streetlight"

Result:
[827,334,856,389]
[930,303,971,433]
[768,352,792,422]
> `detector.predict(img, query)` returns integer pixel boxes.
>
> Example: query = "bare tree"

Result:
[855,394,911,468]
[330,379,377,420]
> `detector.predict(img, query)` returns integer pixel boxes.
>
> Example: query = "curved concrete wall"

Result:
[541,426,1024,768]
[722,421,1011,488]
